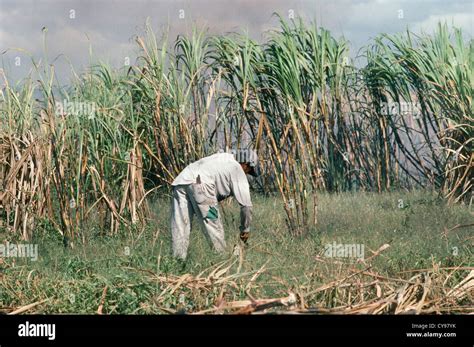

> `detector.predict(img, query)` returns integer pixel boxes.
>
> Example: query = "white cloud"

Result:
[411,13,473,35]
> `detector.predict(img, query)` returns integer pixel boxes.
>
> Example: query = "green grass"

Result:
[1,189,472,314]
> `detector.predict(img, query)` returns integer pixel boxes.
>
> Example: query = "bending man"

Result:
[170,151,259,259]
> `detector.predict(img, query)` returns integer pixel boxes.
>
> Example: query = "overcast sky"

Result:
[1,0,472,84]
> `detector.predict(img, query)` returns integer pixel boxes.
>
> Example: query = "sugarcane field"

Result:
[0,1,473,322]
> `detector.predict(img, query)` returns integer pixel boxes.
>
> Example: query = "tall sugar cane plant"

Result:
[363,23,472,203]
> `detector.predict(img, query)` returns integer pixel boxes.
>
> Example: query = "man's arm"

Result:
[240,206,252,233]
[230,166,253,241]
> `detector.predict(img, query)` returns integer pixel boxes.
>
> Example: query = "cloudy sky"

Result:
[1,0,472,84]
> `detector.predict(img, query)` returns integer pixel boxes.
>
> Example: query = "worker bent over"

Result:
[170,151,259,259]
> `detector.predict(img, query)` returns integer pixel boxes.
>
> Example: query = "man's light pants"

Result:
[171,183,226,259]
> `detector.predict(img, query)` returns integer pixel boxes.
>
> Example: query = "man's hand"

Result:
[240,231,250,244]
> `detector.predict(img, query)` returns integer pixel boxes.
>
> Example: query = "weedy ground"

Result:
[0,190,472,314]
